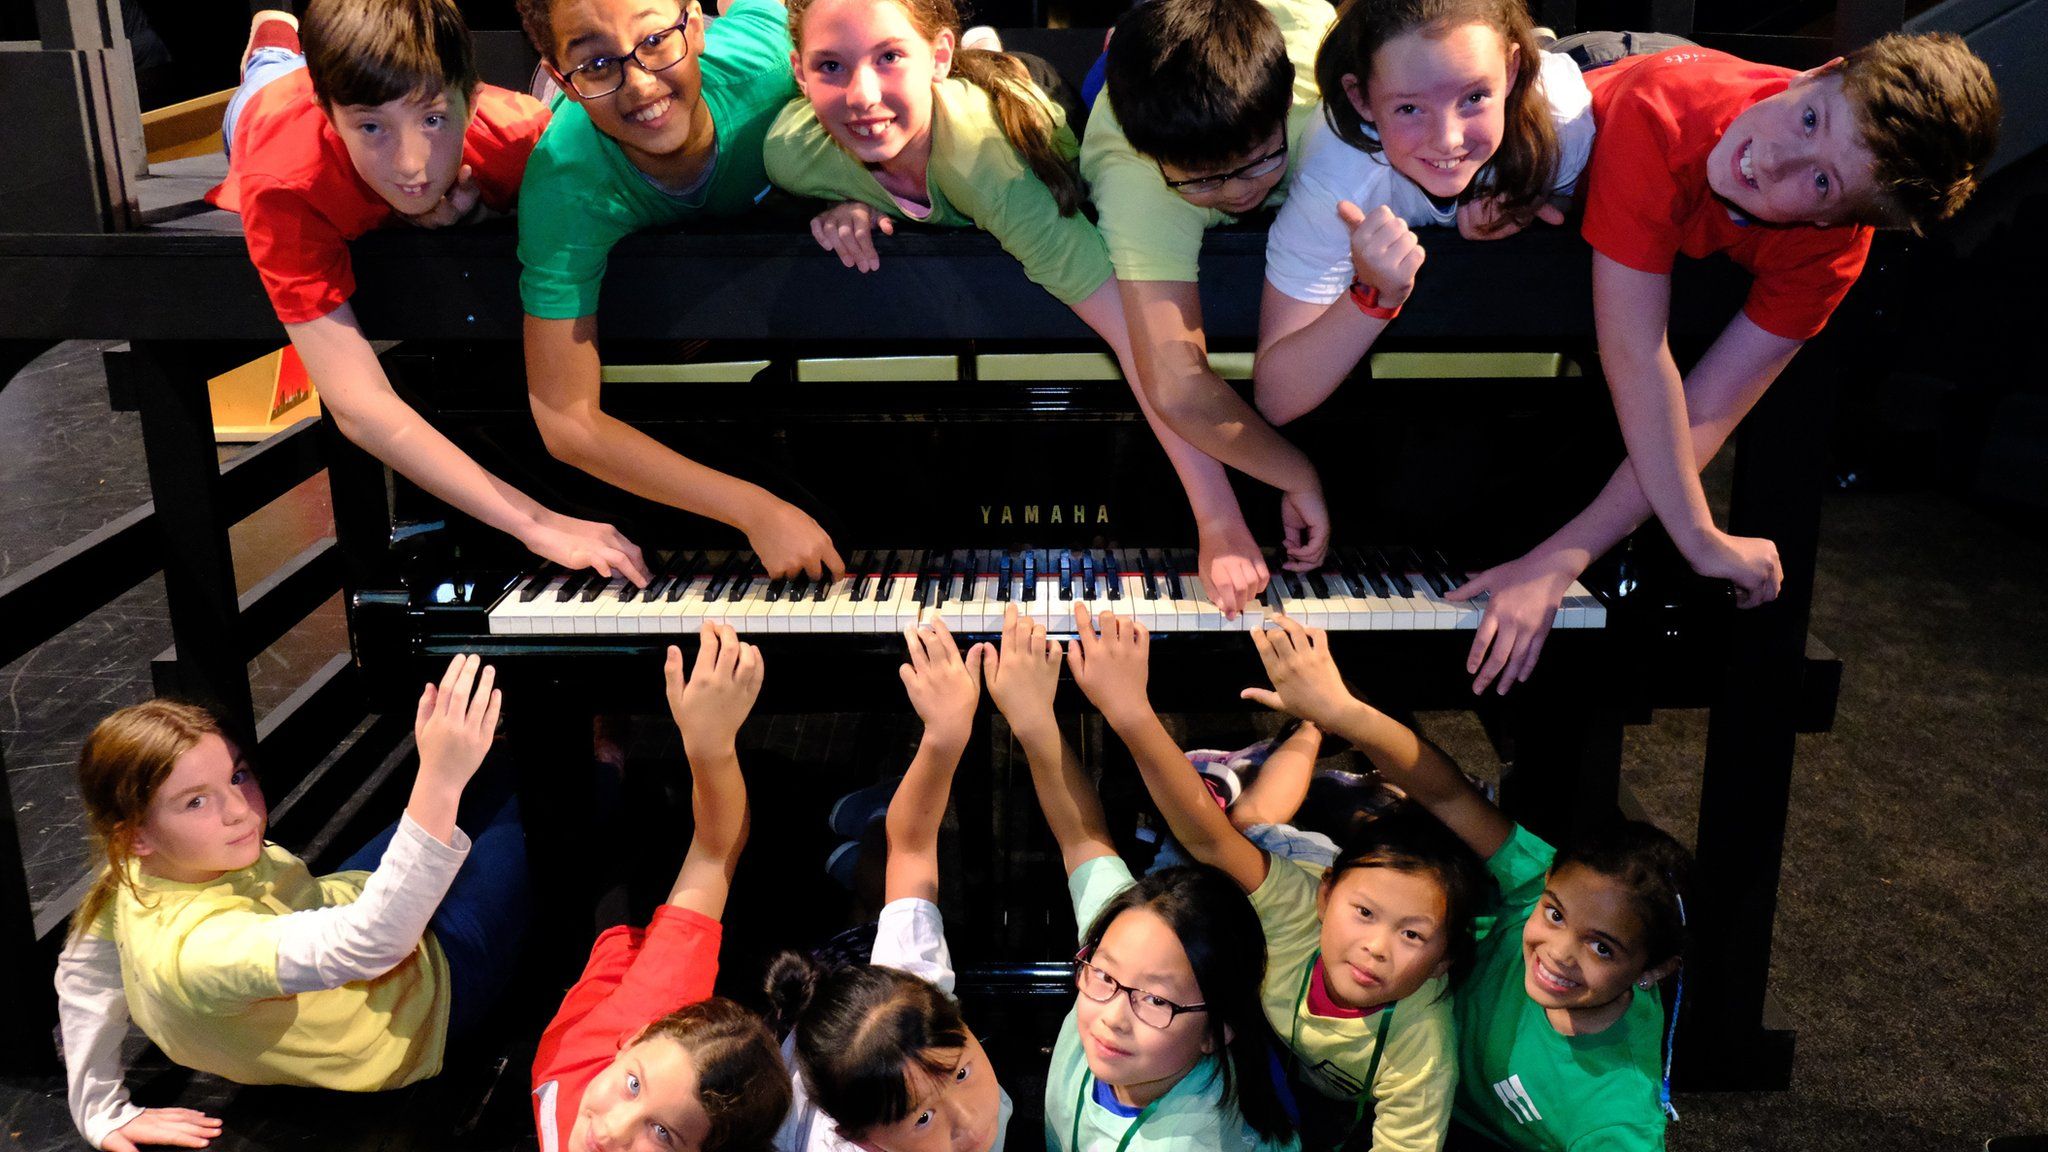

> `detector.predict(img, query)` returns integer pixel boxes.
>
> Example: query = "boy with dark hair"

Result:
[1080,0,1338,617]
[1451,32,2000,694]
[206,1,648,586]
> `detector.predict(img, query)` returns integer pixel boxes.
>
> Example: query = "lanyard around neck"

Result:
[1290,950,1394,1136]
[1071,1071,1168,1152]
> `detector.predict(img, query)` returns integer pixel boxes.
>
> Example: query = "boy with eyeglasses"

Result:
[206,0,648,586]
[1079,0,1339,618]
[514,0,844,583]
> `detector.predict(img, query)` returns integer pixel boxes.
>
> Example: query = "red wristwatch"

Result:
[1349,280,1402,321]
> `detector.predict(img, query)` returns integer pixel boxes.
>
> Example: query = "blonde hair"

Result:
[68,700,230,941]
[787,0,1086,214]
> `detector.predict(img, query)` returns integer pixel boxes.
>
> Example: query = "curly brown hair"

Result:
[628,998,792,1152]
[1837,31,2000,233]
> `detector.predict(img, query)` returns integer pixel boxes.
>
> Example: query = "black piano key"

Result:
[580,574,611,602]
[959,555,978,603]
[765,577,788,603]
[1081,552,1096,601]
[849,550,873,602]
[1059,551,1073,601]
[555,572,591,602]
[727,555,760,603]
[876,550,901,601]
[1307,570,1333,599]
[1105,551,1122,600]
[998,553,1013,602]
[517,567,555,603]
[1430,549,1465,593]
[1165,551,1188,601]
[1137,550,1159,600]
[1023,551,1038,601]
[813,570,832,601]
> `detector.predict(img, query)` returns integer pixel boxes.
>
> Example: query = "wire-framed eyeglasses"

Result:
[1160,142,1290,195]
[557,17,694,100]
[1073,949,1208,1029]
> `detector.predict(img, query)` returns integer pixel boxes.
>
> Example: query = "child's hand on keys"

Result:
[1067,603,1152,727]
[1197,519,1269,620]
[901,617,983,747]
[1445,548,1578,695]
[522,510,650,587]
[666,622,762,756]
[1338,200,1424,310]
[811,199,896,273]
[743,496,845,581]
[414,653,501,792]
[1240,614,1360,730]
[984,603,1061,737]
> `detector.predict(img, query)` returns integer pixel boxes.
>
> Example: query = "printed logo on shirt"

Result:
[1660,51,1712,65]
[1303,1059,1366,1098]
[1492,1075,1543,1125]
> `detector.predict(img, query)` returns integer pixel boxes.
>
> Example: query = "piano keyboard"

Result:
[483,548,1605,636]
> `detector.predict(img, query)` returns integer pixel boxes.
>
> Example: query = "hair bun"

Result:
[764,950,822,1029]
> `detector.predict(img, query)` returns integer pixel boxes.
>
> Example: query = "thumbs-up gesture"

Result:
[1338,200,1425,310]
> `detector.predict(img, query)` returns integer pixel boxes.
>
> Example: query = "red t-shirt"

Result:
[1581,48,1873,341]
[206,69,548,324]
[530,906,723,1152]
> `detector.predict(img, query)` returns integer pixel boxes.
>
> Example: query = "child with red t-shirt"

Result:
[531,623,790,1152]
[209,1,647,587]
[1448,32,2000,694]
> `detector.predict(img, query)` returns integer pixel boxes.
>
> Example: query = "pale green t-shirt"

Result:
[517,0,799,319]
[764,75,1113,305]
[1042,854,1302,1152]
[1249,854,1457,1152]
[1078,0,1336,282]
[1453,825,1668,1152]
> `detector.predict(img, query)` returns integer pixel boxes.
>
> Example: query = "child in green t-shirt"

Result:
[980,603,1300,1152]
[766,0,1253,620]
[1240,614,1697,1152]
[513,0,843,583]
[1064,601,1492,1152]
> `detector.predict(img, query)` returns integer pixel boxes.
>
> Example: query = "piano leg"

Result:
[1680,339,1840,1090]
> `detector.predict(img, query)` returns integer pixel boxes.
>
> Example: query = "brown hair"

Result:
[1837,31,2000,233]
[787,0,1086,215]
[302,0,479,108]
[628,998,792,1152]
[69,701,229,942]
[1315,0,1560,221]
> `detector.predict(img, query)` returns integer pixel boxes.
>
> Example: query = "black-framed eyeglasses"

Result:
[1160,142,1290,195]
[1073,949,1208,1029]
[557,17,694,100]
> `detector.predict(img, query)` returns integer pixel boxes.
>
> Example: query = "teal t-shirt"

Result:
[1453,825,1668,1152]
[516,0,798,319]
[1042,855,1302,1152]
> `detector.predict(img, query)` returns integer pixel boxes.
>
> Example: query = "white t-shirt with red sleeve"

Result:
[1580,47,1873,341]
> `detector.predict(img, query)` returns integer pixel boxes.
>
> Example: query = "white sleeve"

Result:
[1539,51,1598,196]
[1265,115,1394,306]
[56,931,144,1149]
[271,812,470,994]
[869,897,955,996]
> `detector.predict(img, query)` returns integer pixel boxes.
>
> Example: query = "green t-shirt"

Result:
[763,76,1113,305]
[1044,854,1302,1152]
[516,0,798,319]
[1453,825,1668,1152]
[1248,854,1455,1152]
[1078,0,1335,283]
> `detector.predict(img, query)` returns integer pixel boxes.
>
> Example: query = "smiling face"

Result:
[327,87,473,215]
[131,733,267,883]
[1707,68,1875,226]
[549,0,709,169]
[844,1032,1003,1152]
[1345,20,1517,201]
[792,0,950,177]
[1520,863,1658,1016]
[1073,908,1215,1106]
[571,1035,712,1152]
[1313,864,1452,1010]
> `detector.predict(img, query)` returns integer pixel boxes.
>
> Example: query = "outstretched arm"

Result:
[663,622,762,920]
[983,603,1116,873]
[886,619,985,905]
[1243,616,1512,861]
[523,313,845,581]
[1449,307,1804,693]
[287,306,648,584]
[1067,604,1269,892]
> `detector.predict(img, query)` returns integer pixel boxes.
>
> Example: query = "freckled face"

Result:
[792,0,951,172]
[1521,864,1652,1011]
[328,88,472,214]
[1706,70,1873,226]
[1346,21,1516,201]
[571,1036,711,1152]
[132,734,267,882]
[1313,865,1451,1010]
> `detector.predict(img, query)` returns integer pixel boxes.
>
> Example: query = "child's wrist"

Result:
[921,722,972,755]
